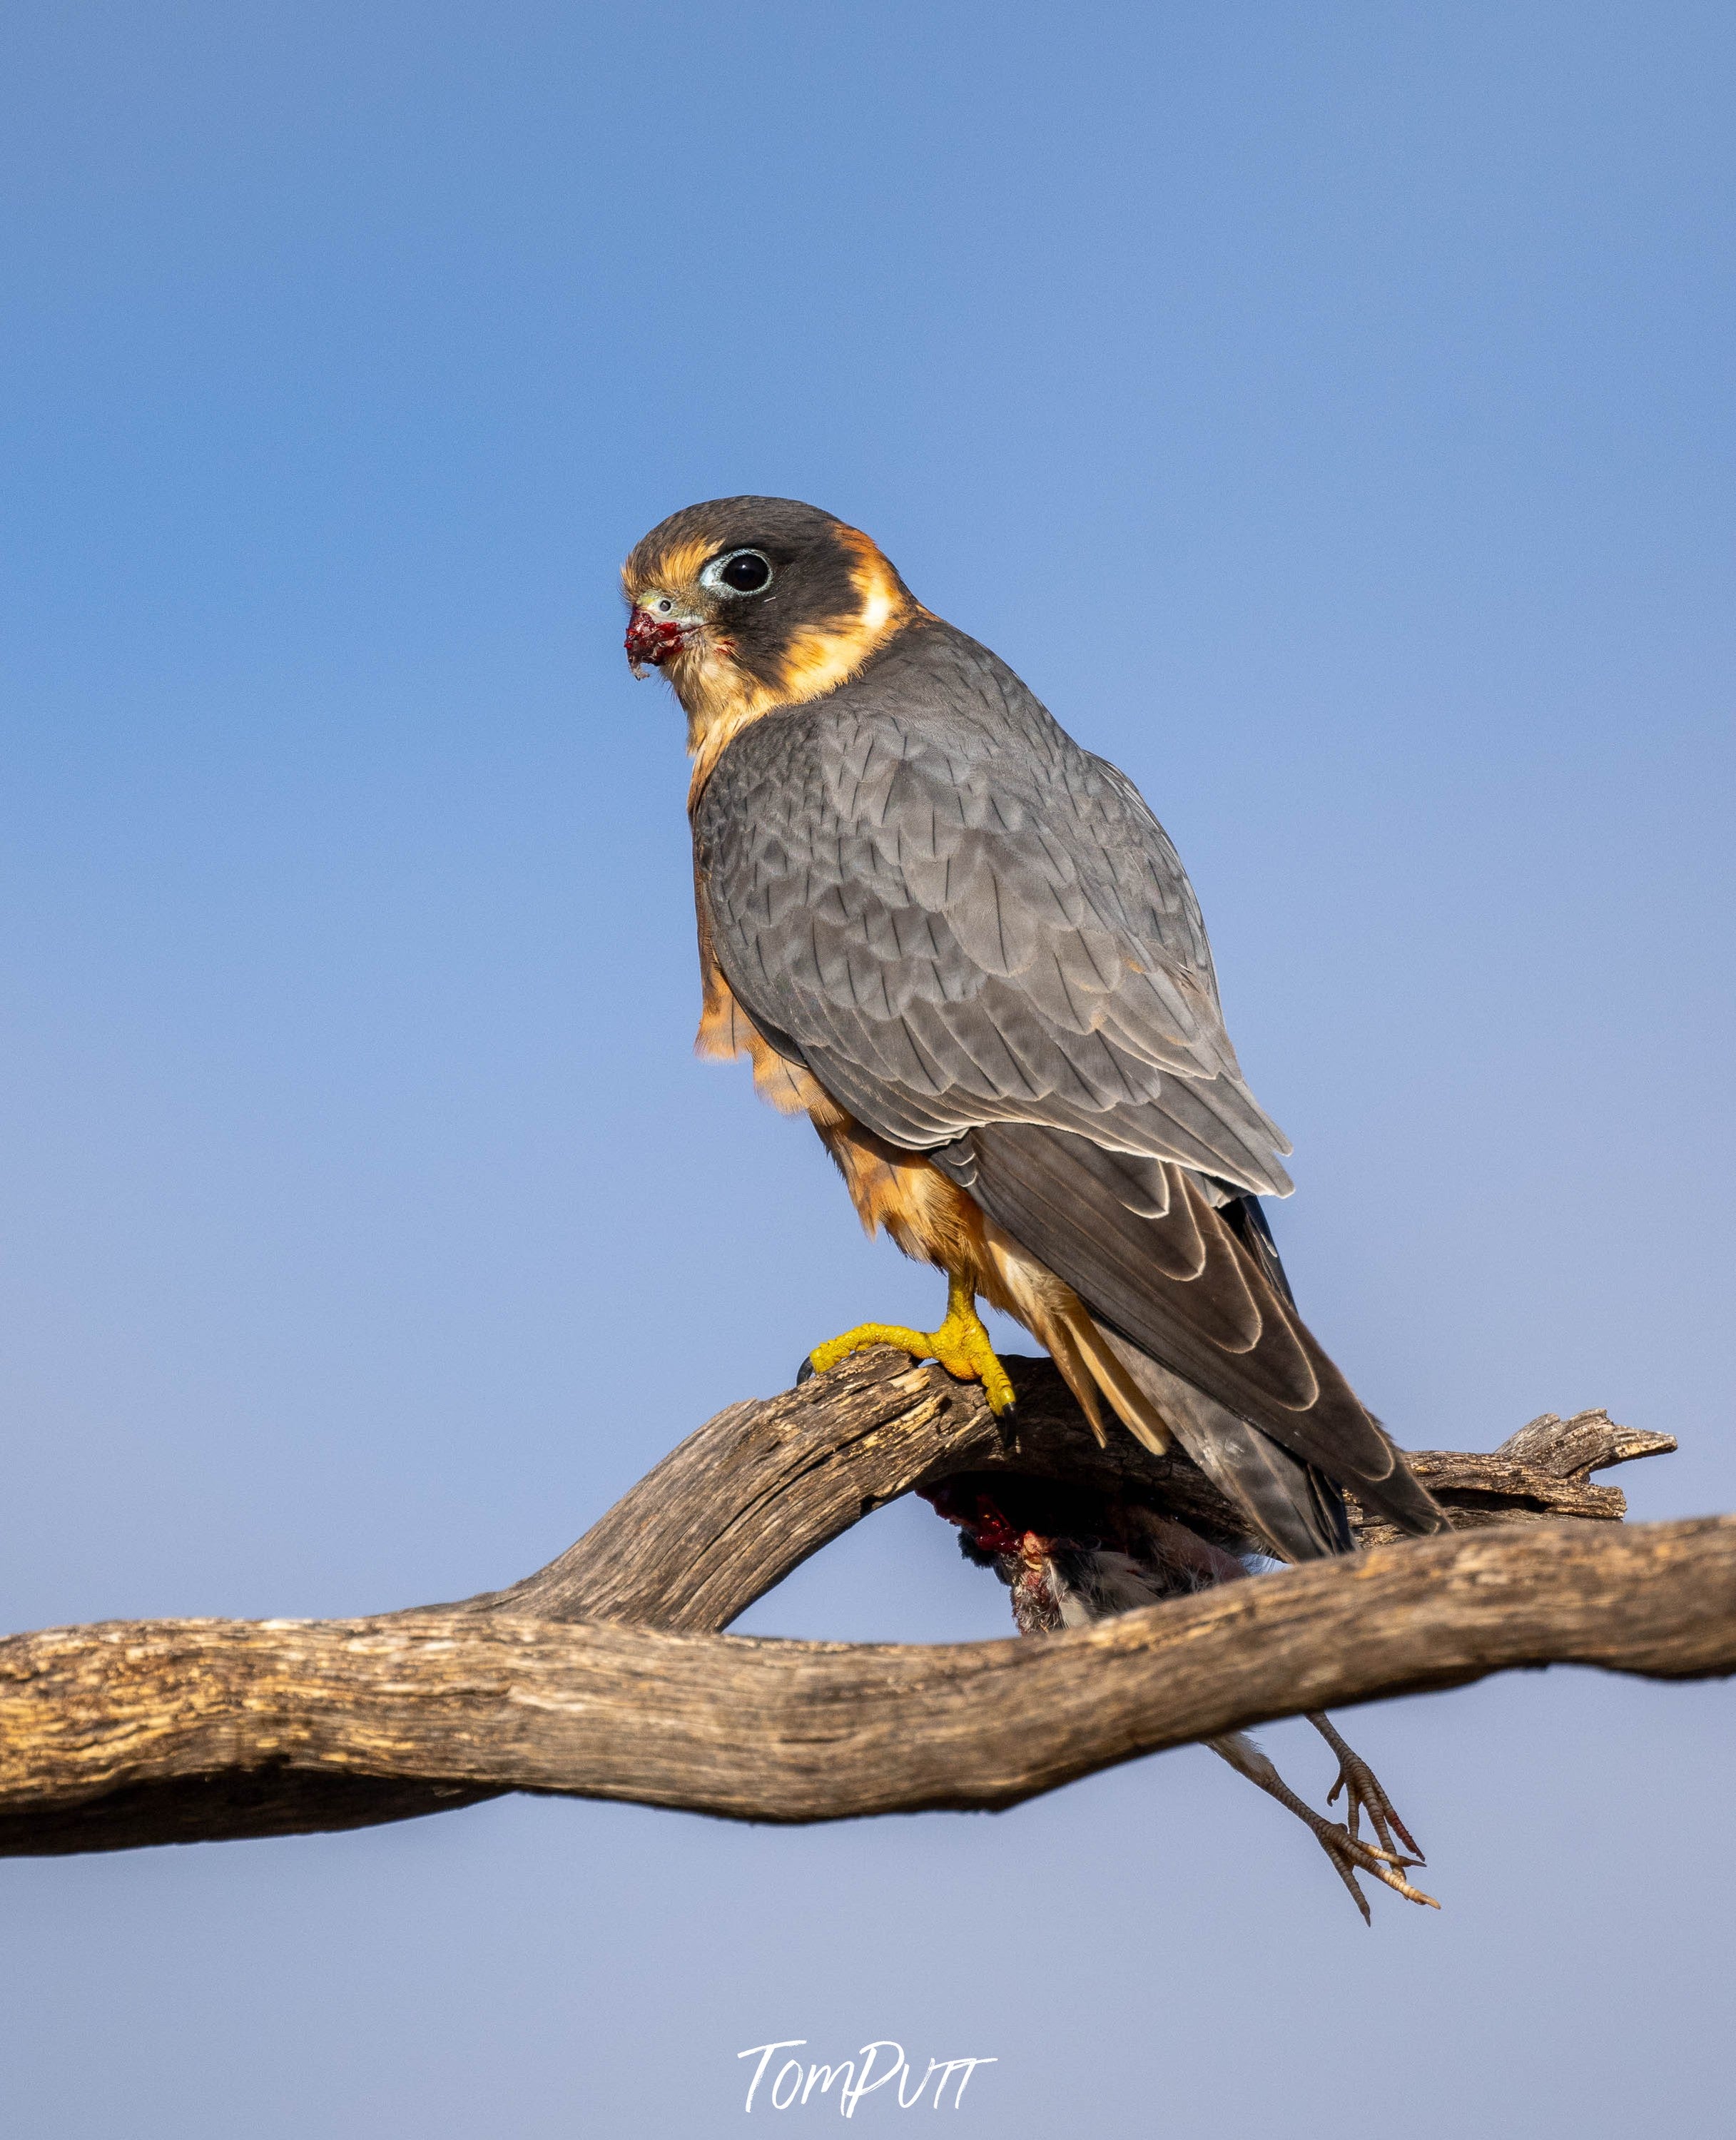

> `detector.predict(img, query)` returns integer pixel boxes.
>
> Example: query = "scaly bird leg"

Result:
[1307,1711,1424,1865]
[806,1272,1015,1414]
[1208,1730,1438,1925]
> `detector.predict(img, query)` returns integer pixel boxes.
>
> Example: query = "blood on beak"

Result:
[625,604,688,677]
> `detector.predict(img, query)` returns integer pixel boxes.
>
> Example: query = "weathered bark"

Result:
[0,1350,1690,1857]
[441,1351,1254,1631]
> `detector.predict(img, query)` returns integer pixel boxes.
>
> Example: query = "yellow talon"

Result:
[807,1276,1016,1414]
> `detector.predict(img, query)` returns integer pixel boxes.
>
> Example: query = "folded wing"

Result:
[696,621,1294,1195]
[695,620,1444,1541]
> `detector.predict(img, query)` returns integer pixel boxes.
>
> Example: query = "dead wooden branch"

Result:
[0,1350,1692,1858]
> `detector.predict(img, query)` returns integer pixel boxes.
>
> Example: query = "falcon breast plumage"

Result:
[621,495,1447,1566]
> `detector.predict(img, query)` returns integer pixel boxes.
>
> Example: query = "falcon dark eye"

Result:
[705,548,773,597]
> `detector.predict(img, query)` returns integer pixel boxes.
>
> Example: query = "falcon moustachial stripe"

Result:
[621,495,1447,1915]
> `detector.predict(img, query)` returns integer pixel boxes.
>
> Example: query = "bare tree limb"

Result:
[443,1351,1246,1631]
[2,1519,1727,1850]
[0,1351,1690,1857]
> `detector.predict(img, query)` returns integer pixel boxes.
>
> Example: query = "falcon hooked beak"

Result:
[624,596,701,676]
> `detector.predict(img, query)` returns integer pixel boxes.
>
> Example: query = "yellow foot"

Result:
[807,1277,1015,1414]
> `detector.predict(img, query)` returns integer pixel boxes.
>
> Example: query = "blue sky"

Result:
[3,4,1733,2132]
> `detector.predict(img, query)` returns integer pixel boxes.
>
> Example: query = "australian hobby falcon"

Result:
[621,496,1447,1566]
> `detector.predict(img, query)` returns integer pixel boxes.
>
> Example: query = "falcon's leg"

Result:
[1207,1730,1438,1924]
[1306,1712,1424,1863]
[806,1272,1015,1414]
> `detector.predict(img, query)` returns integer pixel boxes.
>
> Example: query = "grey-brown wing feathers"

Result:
[942,1126,1446,1538]
[1090,1334,1355,1562]
[696,619,1295,1195]
[696,618,1446,1545]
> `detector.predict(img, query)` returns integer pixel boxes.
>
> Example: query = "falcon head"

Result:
[621,497,920,749]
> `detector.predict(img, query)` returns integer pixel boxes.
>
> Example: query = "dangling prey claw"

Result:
[806,1274,1016,1414]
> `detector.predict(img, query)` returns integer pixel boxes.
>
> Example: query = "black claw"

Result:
[795,1356,817,1385]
